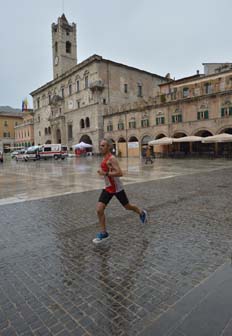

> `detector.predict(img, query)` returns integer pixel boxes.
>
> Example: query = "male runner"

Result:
[93,138,148,244]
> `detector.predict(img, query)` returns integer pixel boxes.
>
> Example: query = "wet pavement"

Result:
[1,156,232,205]
[1,157,232,335]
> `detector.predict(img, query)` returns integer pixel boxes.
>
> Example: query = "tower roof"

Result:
[60,13,68,23]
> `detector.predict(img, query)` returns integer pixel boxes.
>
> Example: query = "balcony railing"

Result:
[89,80,104,91]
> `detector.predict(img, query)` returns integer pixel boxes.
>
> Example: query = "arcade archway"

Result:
[56,129,61,144]
[141,135,152,157]
[117,137,126,157]
[173,132,188,153]
[79,134,92,144]
[128,136,139,157]
[194,130,213,155]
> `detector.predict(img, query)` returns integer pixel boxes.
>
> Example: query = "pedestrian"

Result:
[145,146,153,164]
[93,138,148,244]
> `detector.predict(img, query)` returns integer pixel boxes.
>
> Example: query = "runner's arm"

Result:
[107,156,123,177]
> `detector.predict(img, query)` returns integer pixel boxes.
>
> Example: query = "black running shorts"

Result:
[98,189,129,206]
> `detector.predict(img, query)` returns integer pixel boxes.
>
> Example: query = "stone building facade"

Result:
[0,110,23,152]
[30,14,167,153]
[14,109,34,148]
[104,63,232,157]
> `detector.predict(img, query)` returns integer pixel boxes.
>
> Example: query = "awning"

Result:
[148,137,173,145]
[173,136,203,143]
[202,133,232,143]
[73,142,93,149]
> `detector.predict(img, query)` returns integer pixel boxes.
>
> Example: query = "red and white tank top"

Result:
[101,153,123,193]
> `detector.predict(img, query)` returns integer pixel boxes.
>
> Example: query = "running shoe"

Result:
[92,232,109,244]
[140,210,148,224]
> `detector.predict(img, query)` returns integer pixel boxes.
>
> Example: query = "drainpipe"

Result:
[107,61,110,105]
[125,112,128,158]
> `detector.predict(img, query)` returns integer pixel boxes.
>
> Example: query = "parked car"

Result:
[11,150,19,158]
[24,146,41,161]
[15,149,27,161]
[0,151,3,163]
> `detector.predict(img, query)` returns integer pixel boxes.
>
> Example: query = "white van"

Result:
[40,144,68,160]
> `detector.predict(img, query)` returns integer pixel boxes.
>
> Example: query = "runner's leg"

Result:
[124,202,141,214]
[96,190,113,232]
[115,190,142,215]
[96,202,107,232]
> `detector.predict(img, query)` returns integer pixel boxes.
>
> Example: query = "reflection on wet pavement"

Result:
[1,157,232,205]
[1,158,232,335]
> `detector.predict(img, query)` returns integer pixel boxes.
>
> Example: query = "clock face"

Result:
[55,56,59,65]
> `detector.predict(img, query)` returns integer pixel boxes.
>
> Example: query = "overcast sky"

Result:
[1,0,232,109]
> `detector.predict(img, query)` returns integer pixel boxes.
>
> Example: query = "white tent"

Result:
[73,142,93,149]
[202,133,232,143]
[173,136,203,143]
[148,137,173,145]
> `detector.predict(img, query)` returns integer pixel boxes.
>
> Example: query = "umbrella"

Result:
[173,136,203,143]
[202,133,232,143]
[149,137,173,145]
[73,141,93,149]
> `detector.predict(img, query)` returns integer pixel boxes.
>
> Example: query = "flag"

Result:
[22,98,28,112]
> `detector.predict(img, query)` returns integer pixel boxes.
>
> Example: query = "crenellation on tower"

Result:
[52,14,77,79]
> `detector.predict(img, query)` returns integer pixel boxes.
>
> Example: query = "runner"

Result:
[93,138,148,244]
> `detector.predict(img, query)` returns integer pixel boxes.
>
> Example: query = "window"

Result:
[68,84,72,96]
[124,84,128,93]
[55,42,58,53]
[48,95,52,104]
[156,117,165,125]
[194,87,200,96]
[76,80,80,92]
[85,76,89,89]
[4,120,8,127]
[172,114,182,123]
[141,118,149,128]
[15,121,18,126]
[205,83,212,94]
[80,119,85,129]
[107,123,113,132]
[197,110,209,120]
[37,97,40,109]
[68,124,73,140]
[129,120,136,129]
[221,107,232,117]
[183,87,189,98]
[86,117,90,128]
[39,131,41,136]
[38,115,40,122]
[48,127,51,135]
[160,94,166,103]
[103,98,107,105]
[45,128,48,135]
[3,132,10,138]
[76,100,80,109]
[44,147,51,152]
[118,121,124,130]
[61,88,64,98]
[137,84,143,97]
[171,89,177,100]
[66,41,71,53]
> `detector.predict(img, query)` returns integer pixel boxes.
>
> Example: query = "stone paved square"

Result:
[0,158,232,335]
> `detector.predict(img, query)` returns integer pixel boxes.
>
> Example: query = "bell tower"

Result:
[52,14,77,79]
